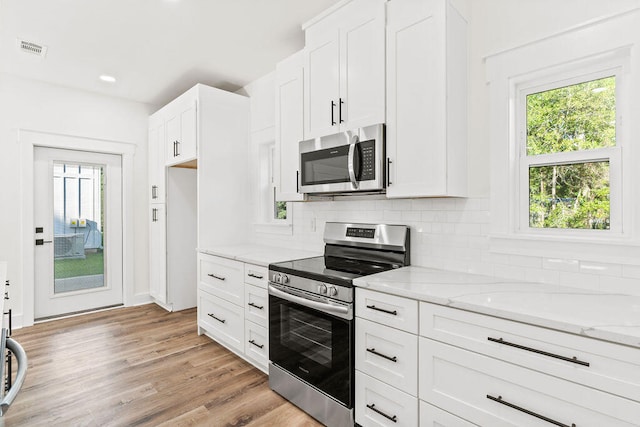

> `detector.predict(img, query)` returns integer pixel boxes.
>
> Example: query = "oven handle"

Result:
[268,284,353,320]
[347,135,359,190]
[0,337,27,415]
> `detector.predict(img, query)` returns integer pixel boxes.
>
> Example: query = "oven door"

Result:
[268,284,353,408]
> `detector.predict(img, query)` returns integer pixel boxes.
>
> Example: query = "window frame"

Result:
[512,60,627,240]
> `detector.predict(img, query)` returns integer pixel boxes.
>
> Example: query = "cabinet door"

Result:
[304,28,340,139]
[148,122,166,203]
[166,102,197,166]
[275,51,305,201]
[339,0,386,131]
[149,204,166,304]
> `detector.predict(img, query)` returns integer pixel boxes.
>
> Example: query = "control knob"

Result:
[328,286,338,297]
[281,274,289,284]
[318,284,328,294]
[272,273,282,284]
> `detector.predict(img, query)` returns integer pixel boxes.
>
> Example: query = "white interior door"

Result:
[34,147,123,319]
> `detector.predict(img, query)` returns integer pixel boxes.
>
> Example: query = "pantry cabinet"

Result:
[274,51,305,202]
[303,0,385,139]
[165,100,197,166]
[385,0,469,198]
[148,84,248,312]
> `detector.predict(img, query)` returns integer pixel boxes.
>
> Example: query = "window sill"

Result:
[252,222,293,236]
[490,233,640,266]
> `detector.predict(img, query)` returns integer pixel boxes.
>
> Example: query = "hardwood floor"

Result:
[5,304,323,427]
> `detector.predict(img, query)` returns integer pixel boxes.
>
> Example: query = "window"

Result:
[255,141,291,232]
[517,69,622,235]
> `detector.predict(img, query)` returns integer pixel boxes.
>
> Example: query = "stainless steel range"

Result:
[268,222,410,427]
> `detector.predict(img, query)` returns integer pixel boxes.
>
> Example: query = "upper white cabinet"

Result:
[148,120,166,204]
[386,0,469,198]
[303,0,386,139]
[275,51,305,202]
[165,100,197,166]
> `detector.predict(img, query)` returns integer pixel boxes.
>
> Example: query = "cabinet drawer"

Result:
[355,371,418,427]
[356,288,418,334]
[198,291,244,352]
[419,401,476,427]
[244,264,268,289]
[420,302,640,401]
[419,338,640,426]
[356,318,418,396]
[244,322,268,370]
[244,284,268,327]
[198,255,243,306]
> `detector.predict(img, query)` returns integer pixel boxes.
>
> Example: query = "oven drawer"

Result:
[244,321,268,370]
[244,264,268,289]
[420,302,640,401]
[356,288,418,334]
[356,318,418,396]
[244,284,268,327]
[355,370,418,427]
[198,255,243,306]
[198,290,244,352]
[419,338,640,426]
[419,401,476,427]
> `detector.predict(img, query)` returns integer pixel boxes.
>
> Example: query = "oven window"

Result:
[301,145,350,185]
[282,305,332,368]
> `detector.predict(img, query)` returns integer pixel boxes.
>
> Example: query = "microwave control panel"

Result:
[360,139,375,181]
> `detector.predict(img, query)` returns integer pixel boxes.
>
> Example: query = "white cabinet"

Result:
[386,0,469,198]
[148,121,166,204]
[355,288,419,427]
[197,255,269,373]
[275,51,305,202]
[165,101,197,166]
[303,0,385,139]
[148,204,166,304]
[148,84,249,312]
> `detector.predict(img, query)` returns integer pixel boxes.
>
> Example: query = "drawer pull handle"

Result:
[248,302,264,310]
[366,403,397,423]
[247,273,264,279]
[487,395,575,427]
[207,273,226,281]
[365,305,397,316]
[207,313,226,324]
[366,348,397,363]
[248,339,264,349]
[487,337,590,367]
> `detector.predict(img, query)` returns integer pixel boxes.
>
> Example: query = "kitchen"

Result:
[1,0,639,425]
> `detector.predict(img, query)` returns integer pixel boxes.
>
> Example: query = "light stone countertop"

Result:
[198,244,321,267]
[353,266,640,348]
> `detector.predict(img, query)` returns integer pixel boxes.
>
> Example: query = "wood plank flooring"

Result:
[5,304,323,427]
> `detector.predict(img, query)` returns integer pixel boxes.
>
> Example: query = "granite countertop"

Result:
[353,266,640,349]
[198,244,321,267]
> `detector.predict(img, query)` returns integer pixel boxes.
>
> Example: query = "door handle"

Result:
[387,158,393,186]
[175,140,180,156]
[151,185,158,199]
[331,100,336,126]
[339,98,344,123]
[35,239,52,246]
[348,135,360,190]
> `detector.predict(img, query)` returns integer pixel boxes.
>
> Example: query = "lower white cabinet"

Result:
[197,254,270,372]
[356,371,418,427]
[419,338,640,426]
[419,401,475,427]
[198,290,244,353]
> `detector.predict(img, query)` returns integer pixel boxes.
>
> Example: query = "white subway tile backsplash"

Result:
[542,258,580,272]
[249,196,635,296]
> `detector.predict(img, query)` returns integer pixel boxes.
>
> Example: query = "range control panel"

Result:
[346,227,375,239]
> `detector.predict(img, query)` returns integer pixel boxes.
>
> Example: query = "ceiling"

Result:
[0,0,342,107]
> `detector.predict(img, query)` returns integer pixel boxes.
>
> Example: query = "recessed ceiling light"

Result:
[99,75,116,83]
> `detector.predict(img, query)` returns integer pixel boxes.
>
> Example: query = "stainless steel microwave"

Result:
[299,124,385,195]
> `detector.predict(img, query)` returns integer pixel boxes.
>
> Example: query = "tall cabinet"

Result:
[148,84,249,312]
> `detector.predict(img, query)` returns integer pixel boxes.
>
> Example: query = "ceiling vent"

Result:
[17,38,47,57]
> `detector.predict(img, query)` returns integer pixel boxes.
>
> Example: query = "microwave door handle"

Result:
[348,135,359,190]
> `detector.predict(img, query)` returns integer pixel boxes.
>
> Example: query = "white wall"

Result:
[242,0,640,296]
[0,73,154,325]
